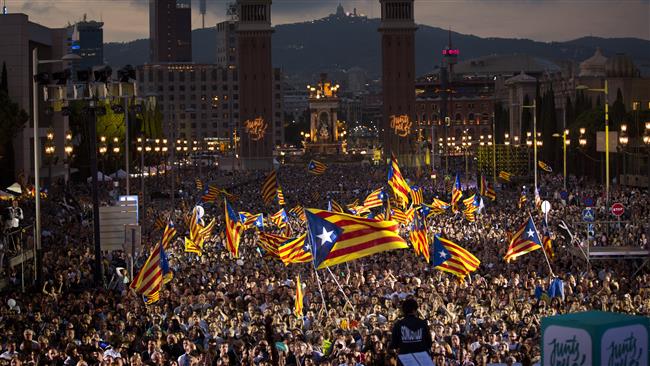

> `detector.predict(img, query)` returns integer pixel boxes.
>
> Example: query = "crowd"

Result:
[0,162,649,366]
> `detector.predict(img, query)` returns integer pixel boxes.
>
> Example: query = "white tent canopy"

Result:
[87,172,113,182]
[110,169,128,179]
[6,183,22,194]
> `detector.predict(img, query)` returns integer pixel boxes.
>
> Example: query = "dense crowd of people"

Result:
[1,162,649,366]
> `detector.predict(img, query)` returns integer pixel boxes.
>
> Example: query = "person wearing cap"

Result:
[389,298,432,355]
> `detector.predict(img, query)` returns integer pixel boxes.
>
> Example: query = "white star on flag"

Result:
[317,227,334,245]
[438,250,447,259]
[527,229,535,238]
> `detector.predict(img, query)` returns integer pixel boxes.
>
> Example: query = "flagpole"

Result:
[326,267,356,312]
[305,211,328,315]
[529,211,554,277]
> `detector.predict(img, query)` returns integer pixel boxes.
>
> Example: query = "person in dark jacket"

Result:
[390,298,432,355]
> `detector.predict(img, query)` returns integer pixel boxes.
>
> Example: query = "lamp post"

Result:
[522,101,537,192]
[618,124,628,185]
[44,128,55,188]
[112,137,121,182]
[64,131,73,185]
[577,81,609,210]
[137,136,145,225]
[99,136,107,183]
[643,122,650,190]
[579,128,587,178]
[563,130,570,190]
[32,50,82,285]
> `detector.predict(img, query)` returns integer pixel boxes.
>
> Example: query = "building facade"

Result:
[215,20,237,69]
[0,13,70,180]
[236,0,276,167]
[149,0,192,63]
[136,63,283,149]
[379,0,417,164]
[71,17,104,70]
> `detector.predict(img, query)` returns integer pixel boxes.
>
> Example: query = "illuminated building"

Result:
[379,0,417,164]
[149,0,192,63]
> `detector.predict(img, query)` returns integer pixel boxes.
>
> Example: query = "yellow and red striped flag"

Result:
[277,186,286,206]
[294,275,304,317]
[305,208,407,269]
[307,160,328,175]
[130,222,176,303]
[195,178,204,191]
[261,170,278,205]
[410,186,424,206]
[201,185,220,203]
[289,205,306,221]
[504,218,542,263]
[387,154,411,208]
[409,210,429,263]
[480,176,496,201]
[363,188,386,210]
[278,234,312,265]
[224,199,243,258]
[432,235,480,280]
[258,232,289,258]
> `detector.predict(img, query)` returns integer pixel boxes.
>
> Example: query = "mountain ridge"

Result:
[104,16,650,78]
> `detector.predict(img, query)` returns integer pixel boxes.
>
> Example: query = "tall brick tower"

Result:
[237,0,274,168]
[379,0,417,165]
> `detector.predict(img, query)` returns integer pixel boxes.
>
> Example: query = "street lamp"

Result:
[44,128,55,188]
[563,129,570,190]
[577,81,610,211]
[64,130,73,184]
[618,124,628,184]
[522,101,538,191]
[579,128,587,147]
[31,50,82,285]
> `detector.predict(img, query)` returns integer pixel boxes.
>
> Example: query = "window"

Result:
[222,85,229,91]
[179,85,185,91]
[190,71,195,82]
[168,72,174,82]
[180,113,186,119]
[179,72,185,82]
[168,85,175,91]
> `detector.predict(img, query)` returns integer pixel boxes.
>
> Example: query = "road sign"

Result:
[611,203,625,217]
[541,200,551,214]
[582,208,595,222]
[587,223,595,238]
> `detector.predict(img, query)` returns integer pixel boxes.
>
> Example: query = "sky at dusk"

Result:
[11,0,650,43]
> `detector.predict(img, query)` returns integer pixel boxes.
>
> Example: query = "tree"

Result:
[0,62,7,94]
[138,102,163,138]
[0,90,29,186]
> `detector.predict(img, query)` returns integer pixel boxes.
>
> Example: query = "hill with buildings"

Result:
[104,10,650,78]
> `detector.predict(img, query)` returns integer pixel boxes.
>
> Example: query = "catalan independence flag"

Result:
[195,178,204,191]
[224,199,243,258]
[130,222,176,303]
[277,186,286,206]
[479,176,496,201]
[239,212,264,229]
[363,188,386,210]
[409,210,429,263]
[308,160,328,175]
[201,185,220,203]
[289,205,306,221]
[269,208,288,228]
[387,154,411,208]
[541,218,554,260]
[278,234,312,265]
[305,208,408,269]
[518,192,528,209]
[294,275,304,317]
[258,232,289,258]
[451,174,462,208]
[499,171,512,182]
[504,217,542,263]
[410,186,424,206]
[261,170,278,205]
[432,235,480,280]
